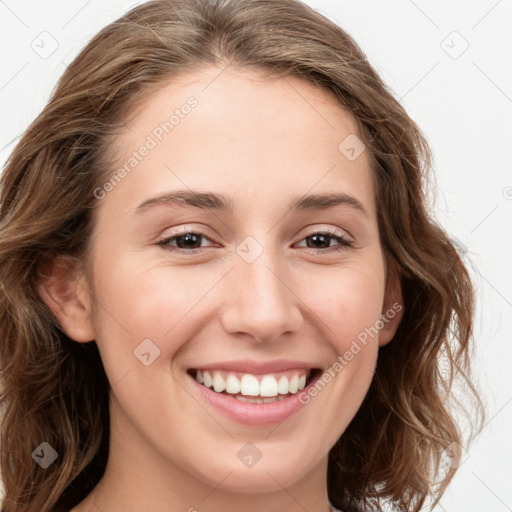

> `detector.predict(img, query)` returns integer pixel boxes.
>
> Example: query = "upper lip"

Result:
[189,359,320,374]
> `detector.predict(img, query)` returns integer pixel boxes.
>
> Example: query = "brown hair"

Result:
[0,1,483,511]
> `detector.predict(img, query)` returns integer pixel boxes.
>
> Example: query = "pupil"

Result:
[175,234,333,250]
[309,234,330,249]
[178,233,200,248]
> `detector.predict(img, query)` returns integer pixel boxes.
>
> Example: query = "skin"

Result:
[41,65,402,512]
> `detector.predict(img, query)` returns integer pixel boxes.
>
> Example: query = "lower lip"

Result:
[190,375,313,427]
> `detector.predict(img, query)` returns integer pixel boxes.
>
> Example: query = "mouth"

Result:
[187,367,321,404]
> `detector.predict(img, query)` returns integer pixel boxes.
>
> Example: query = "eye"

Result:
[156,228,354,254]
[156,230,215,252]
[294,229,353,252]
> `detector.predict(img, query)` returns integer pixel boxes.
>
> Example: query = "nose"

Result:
[220,245,304,344]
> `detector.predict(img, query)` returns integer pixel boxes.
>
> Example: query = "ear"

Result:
[378,261,404,347]
[38,256,96,343]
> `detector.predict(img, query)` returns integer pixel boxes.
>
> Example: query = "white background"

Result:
[1,1,511,510]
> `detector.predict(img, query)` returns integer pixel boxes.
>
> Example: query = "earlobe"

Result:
[38,256,96,343]
[379,262,404,347]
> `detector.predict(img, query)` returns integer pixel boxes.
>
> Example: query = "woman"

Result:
[0,1,483,511]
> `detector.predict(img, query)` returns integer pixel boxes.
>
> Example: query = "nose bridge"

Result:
[221,236,302,343]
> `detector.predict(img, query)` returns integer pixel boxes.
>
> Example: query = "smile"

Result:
[187,363,322,425]
[193,369,311,403]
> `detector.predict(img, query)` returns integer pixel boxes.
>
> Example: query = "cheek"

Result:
[301,264,386,351]
[90,245,386,365]
[88,253,225,372]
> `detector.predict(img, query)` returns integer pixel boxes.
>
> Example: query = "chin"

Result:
[192,452,312,494]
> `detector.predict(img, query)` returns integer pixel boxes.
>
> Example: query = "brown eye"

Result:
[295,231,353,251]
[157,231,215,252]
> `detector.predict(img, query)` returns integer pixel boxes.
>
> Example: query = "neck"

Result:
[71,398,333,512]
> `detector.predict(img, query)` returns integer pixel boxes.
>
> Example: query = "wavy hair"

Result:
[0,1,483,511]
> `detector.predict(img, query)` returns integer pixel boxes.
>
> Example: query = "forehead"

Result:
[98,65,375,220]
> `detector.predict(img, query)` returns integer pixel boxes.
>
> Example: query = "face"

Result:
[66,66,400,494]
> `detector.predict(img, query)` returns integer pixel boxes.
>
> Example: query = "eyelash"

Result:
[156,228,354,254]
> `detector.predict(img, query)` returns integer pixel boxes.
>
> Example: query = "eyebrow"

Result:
[134,190,368,217]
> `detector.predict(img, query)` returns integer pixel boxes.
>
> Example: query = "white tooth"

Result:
[203,371,213,388]
[289,374,299,394]
[240,374,259,396]
[225,373,241,394]
[298,374,306,390]
[237,395,263,403]
[212,371,226,392]
[278,375,289,395]
[196,370,203,384]
[259,375,278,397]
[236,394,287,403]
